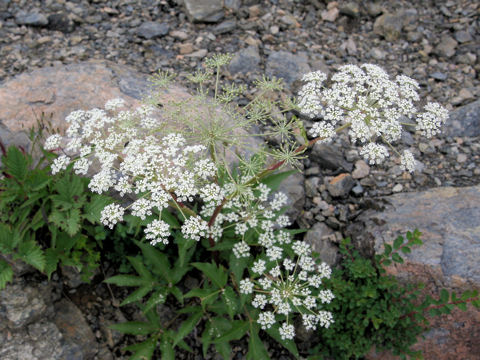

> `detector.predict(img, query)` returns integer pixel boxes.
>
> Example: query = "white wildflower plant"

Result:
[43,55,450,358]
[298,64,449,172]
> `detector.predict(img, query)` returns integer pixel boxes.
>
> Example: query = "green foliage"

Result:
[311,232,479,360]
[0,143,115,288]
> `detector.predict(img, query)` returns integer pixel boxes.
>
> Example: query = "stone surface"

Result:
[303,222,338,265]
[444,99,480,137]
[47,13,75,33]
[229,46,261,74]
[15,10,48,26]
[359,185,480,360]
[54,299,98,360]
[183,0,224,23]
[327,173,355,198]
[136,21,169,39]
[373,13,403,41]
[311,143,353,172]
[265,51,310,86]
[435,35,458,58]
[352,160,370,179]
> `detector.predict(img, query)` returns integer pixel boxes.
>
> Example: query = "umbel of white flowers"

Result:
[298,64,449,172]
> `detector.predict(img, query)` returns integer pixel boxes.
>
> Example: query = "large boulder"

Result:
[444,99,480,137]
[357,186,480,360]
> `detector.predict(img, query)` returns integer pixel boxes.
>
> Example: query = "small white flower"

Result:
[266,246,283,261]
[51,155,70,174]
[252,259,266,274]
[400,149,416,173]
[181,216,208,241]
[252,294,267,309]
[258,311,275,330]
[145,219,170,246]
[360,143,389,165]
[239,279,254,294]
[100,203,125,229]
[44,134,62,150]
[233,241,250,259]
[279,323,295,340]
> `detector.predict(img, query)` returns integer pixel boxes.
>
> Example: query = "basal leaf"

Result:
[109,321,158,336]
[192,262,227,289]
[173,311,203,346]
[213,320,248,343]
[105,275,150,287]
[4,146,29,181]
[120,285,153,306]
[0,259,13,290]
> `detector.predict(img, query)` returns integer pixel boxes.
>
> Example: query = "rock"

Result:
[183,0,224,23]
[136,21,169,39]
[435,35,458,58]
[366,2,382,17]
[352,160,370,179]
[47,13,75,33]
[373,13,403,41]
[0,281,52,329]
[15,11,48,26]
[392,183,403,192]
[430,72,448,81]
[444,99,480,137]
[0,321,65,360]
[400,8,418,30]
[339,2,360,18]
[369,47,386,60]
[0,0,10,12]
[304,222,338,265]
[321,7,339,22]
[360,185,480,360]
[212,19,236,34]
[280,171,305,221]
[224,0,241,11]
[454,30,472,43]
[229,46,261,75]
[54,299,98,360]
[326,173,354,198]
[265,51,310,87]
[178,42,194,55]
[185,49,208,58]
[169,30,189,40]
[352,183,363,196]
[456,153,467,163]
[311,143,353,172]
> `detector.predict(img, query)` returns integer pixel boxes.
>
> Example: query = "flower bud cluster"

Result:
[298,65,448,172]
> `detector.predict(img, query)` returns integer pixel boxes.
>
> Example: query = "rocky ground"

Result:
[0,0,479,359]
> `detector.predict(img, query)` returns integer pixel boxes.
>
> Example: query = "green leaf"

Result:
[105,275,150,287]
[201,317,231,358]
[83,195,112,223]
[135,241,172,282]
[124,337,157,360]
[142,289,167,314]
[173,311,203,346]
[266,323,299,358]
[0,259,13,289]
[440,289,449,304]
[392,253,404,264]
[109,321,158,336]
[401,246,411,254]
[393,236,404,250]
[383,243,392,256]
[127,256,153,280]
[213,320,249,343]
[159,337,175,360]
[248,325,270,360]
[261,169,297,192]
[162,209,180,229]
[121,285,153,306]
[48,209,81,236]
[222,286,238,319]
[4,146,29,181]
[16,240,45,271]
[229,252,248,284]
[44,248,60,279]
[185,288,220,307]
[192,262,227,289]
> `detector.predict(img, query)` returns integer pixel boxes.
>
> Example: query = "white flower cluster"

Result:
[240,240,334,340]
[298,64,448,172]
[45,99,218,246]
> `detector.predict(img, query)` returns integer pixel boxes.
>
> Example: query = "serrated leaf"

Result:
[16,240,45,271]
[127,256,153,280]
[124,337,157,360]
[248,326,270,360]
[135,241,172,282]
[83,195,112,223]
[105,275,150,287]
[121,285,153,306]
[159,337,175,360]
[383,243,392,256]
[393,236,404,250]
[401,246,411,254]
[213,320,248,343]
[4,146,29,181]
[173,311,203,346]
[0,259,13,289]
[44,248,60,279]
[392,253,404,264]
[192,262,227,289]
[185,288,220,307]
[229,252,248,284]
[215,341,232,360]
[222,286,238,319]
[261,169,297,192]
[201,317,231,358]
[142,289,167,313]
[48,209,81,236]
[109,321,157,336]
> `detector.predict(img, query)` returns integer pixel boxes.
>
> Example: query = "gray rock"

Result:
[305,177,320,198]
[280,171,305,221]
[47,13,76,33]
[0,0,10,12]
[184,0,224,23]
[265,51,310,86]
[0,281,51,329]
[352,183,363,196]
[229,46,261,74]
[430,72,448,81]
[15,11,48,26]
[224,0,241,11]
[326,173,355,198]
[339,2,360,18]
[304,222,338,265]
[366,2,382,17]
[358,185,480,287]
[136,21,169,39]
[444,99,480,137]
[54,299,98,360]
[352,160,370,179]
[454,30,472,43]
[311,143,353,172]
[373,13,403,41]
[212,19,237,34]
[435,35,458,58]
